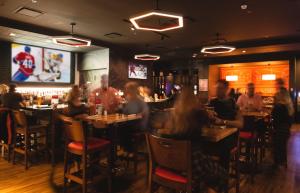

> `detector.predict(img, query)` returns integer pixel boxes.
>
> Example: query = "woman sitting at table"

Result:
[66,85,89,119]
[157,88,228,192]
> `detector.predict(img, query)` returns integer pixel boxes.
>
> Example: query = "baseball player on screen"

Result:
[12,46,36,82]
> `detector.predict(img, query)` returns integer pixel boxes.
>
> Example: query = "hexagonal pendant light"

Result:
[129,0,183,32]
[130,11,183,32]
[134,54,160,61]
[52,23,91,47]
[201,33,236,54]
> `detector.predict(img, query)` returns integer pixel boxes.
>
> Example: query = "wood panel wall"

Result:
[219,62,289,96]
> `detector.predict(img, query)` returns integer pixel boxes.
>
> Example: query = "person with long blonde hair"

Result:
[158,87,228,192]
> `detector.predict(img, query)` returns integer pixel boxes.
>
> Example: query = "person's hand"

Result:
[214,117,224,125]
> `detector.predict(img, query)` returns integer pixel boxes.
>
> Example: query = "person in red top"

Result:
[89,74,121,114]
[12,46,36,82]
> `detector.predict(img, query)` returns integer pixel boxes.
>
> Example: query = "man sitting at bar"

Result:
[89,74,121,114]
[237,83,263,112]
[1,84,24,110]
[209,80,243,128]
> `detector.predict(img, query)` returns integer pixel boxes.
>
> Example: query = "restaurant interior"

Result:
[0,0,300,193]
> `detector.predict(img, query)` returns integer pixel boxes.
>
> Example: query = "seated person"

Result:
[157,88,228,192]
[1,84,24,110]
[89,74,121,114]
[237,83,263,112]
[66,85,89,119]
[209,80,243,128]
[119,82,149,155]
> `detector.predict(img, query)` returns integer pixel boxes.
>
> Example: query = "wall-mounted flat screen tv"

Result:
[11,43,71,83]
[128,62,147,79]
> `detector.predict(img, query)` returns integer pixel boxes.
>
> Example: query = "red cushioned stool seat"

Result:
[240,131,256,139]
[155,167,187,184]
[68,137,110,151]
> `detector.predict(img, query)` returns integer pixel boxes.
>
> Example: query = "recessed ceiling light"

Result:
[32,0,38,3]
[130,26,135,31]
[9,33,16,37]
[242,50,246,53]
[192,53,197,58]
[241,2,248,10]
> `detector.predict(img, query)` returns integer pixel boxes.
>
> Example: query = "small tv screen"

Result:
[11,43,71,83]
[128,63,147,79]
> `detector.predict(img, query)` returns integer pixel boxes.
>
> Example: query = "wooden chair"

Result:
[239,116,258,182]
[146,134,192,193]
[12,110,48,169]
[60,115,112,193]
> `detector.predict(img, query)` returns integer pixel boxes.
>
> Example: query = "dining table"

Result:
[82,113,142,171]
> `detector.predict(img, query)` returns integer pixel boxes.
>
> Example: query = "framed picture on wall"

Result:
[199,79,208,91]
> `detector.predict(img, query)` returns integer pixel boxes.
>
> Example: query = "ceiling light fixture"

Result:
[242,50,246,53]
[129,0,183,32]
[201,33,236,54]
[52,23,91,47]
[9,33,16,37]
[134,54,160,61]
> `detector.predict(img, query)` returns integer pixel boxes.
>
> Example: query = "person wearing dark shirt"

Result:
[66,85,89,119]
[272,78,294,168]
[157,88,228,192]
[120,82,149,154]
[209,80,243,128]
[1,84,24,110]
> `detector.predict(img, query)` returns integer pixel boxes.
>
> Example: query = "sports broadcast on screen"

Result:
[11,43,71,83]
[128,63,147,79]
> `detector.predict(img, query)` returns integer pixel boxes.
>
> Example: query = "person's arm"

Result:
[236,95,244,111]
[215,110,243,129]
[256,95,263,111]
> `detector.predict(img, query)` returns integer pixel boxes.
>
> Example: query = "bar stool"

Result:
[12,110,48,169]
[0,108,14,162]
[60,115,112,193]
[240,116,258,183]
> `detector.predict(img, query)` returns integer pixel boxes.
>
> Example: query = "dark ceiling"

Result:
[0,0,300,59]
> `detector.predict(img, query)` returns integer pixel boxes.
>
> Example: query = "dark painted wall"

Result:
[0,41,11,84]
[109,50,154,90]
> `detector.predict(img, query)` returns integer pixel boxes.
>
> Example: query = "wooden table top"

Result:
[201,127,238,142]
[84,113,142,127]
[241,111,269,117]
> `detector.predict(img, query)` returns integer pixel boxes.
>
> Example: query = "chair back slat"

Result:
[147,134,190,172]
[13,110,27,128]
[59,114,84,142]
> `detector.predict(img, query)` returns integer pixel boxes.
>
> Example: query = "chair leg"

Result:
[235,152,240,193]
[63,150,68,193]
[12,146,16,165]
[7,145,11,162]
[25,134,29,170]
[107,149,112,193]
[82,153,87,193]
